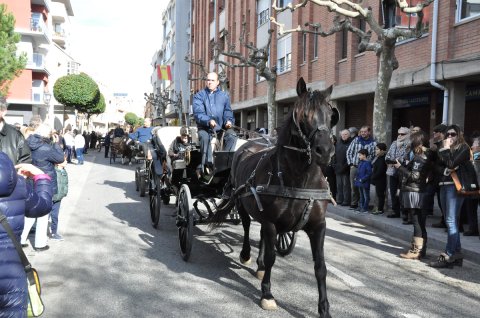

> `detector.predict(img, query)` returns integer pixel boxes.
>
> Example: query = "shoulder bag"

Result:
[0,211,45,317]
[450,158,480,198]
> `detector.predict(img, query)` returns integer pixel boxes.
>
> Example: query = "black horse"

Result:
[213,77,338,317]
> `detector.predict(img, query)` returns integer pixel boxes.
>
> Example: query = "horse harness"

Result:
[232,146,333,233]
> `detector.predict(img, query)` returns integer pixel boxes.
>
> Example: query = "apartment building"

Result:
[3,0,78,130]
[189,0,480,142]
[150,0,192,126]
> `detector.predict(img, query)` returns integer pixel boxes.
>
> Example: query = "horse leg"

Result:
[239,207,251,265]
[259,223,278,311]
[307,222,331,318]
[256,229,265,280]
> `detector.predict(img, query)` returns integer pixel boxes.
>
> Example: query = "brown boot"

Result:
[400,237,424,260]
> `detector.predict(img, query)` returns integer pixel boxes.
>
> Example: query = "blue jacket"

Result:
[193,87,234,132]
[129,126,153,143]
[27,134,65,195]
[354,159,372,189]
[0,152,53,317]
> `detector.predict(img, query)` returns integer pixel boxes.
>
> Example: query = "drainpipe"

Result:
[430,0,449,124]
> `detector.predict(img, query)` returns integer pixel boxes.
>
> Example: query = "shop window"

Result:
[457,0,480,21]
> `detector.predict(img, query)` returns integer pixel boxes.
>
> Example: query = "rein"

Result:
[283,110,330,165]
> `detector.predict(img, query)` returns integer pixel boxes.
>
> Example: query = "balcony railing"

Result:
[30,14,47,33]
[29,53,46,69]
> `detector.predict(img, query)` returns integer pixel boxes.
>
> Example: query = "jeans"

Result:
[50,201,62,235]
[65,146,72,162]
[21,214,49,248]
[336,173,351,205]
[76,147,84,164]
[349,166,359,206]
[197,129,237,171]
[439,185,465,256]
[358,186,370,211]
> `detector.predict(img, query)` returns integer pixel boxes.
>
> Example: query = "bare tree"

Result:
[271,0,434,142]
[213,22,278,133]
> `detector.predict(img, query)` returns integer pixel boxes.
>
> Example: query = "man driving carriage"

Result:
[193,72,237,179]
[129,118,154,159]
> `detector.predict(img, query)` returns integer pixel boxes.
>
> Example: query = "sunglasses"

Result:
[446,132,457,137]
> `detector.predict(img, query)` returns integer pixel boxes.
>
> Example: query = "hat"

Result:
[398,127,410,135]
[433,124,447,133]
[348,127,358,134]
[180,126,189,136]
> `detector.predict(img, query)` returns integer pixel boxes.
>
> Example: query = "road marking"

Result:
[326,262,365,288]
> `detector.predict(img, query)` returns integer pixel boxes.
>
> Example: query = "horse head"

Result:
[278,77,338,167]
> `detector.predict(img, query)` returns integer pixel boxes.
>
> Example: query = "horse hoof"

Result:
[260,298,277,311]
[240,256,251,265]
[256,270,265,280]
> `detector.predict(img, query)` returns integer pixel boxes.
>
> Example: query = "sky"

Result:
[69,0,168,108]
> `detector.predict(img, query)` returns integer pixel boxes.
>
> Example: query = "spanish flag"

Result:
[157,65,172,81]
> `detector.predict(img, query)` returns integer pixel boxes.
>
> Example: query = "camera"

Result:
[385,158,397,165]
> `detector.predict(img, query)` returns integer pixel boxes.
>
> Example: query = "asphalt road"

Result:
[24,152,480,318]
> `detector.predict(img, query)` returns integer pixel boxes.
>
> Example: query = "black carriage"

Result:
[146,126,296,261]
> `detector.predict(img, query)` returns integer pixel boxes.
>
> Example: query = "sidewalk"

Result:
[326,204,480,264]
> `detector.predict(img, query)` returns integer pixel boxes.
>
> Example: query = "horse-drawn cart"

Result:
[145,126,297,261]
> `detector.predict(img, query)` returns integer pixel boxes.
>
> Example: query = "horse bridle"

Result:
[283,108,331,165]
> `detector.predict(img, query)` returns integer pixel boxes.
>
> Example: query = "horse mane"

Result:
[276,89,330,147]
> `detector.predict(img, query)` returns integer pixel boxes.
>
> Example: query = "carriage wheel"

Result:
[150,174,161,228]
[177,184,193,262]
[139,174,146,197]
[135,167,140,191]
[276,231,297,257]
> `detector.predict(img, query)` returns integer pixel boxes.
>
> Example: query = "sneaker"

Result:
[34,245,50,252]
[371,210,384,215]
[50,233,64,241]
[359,209,368,213]
[429,253,454,268]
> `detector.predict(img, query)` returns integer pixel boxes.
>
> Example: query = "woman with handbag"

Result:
[0,151,53,317]
[429,125,471,268]
[394,131,434,260]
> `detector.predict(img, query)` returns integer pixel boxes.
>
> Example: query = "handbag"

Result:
[450,163,480,198]
[0,212,45,317]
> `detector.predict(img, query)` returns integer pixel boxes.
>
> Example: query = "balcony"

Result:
[26,13,51,45]
[52,29,66,47]
[27,53,50,75]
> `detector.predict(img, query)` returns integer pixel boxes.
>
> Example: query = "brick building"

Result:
[189,0,480,143]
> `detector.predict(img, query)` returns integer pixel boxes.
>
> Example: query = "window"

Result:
[340,28,348,59]
[382,0,430,42]
[358,18,366,52]
[257,8,269,27]
[278,0,292,6]
[277,34,292,73]
[313,27,319,59]
[457,0,480,21]
[302,32,307,63]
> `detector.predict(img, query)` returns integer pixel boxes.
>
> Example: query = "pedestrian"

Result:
[50,159,68,241]
[429,124,447,228]
[0,152,53,316]
[192,72,237,180]
[63,129,75,163]
[74,129,85,164]
[385,127,410,218]
[104,129,113,158]
[395,131,434,259]
[0,97,32,164]
[90,131,97,149]
[354,149,372,213]
[20,123,65,251]
[430,125,470,268]
[82,131,89,154]
[371,143,387,214]
[346,125,376,209]
[334,129,352,206]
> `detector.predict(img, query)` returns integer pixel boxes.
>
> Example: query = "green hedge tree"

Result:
[53,73,100,113]
[87,93,106,117]
[124,112,138,126]
[0,4,27,97]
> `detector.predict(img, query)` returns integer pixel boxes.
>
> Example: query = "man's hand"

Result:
[225,121,232,129]
[209,119,217,128]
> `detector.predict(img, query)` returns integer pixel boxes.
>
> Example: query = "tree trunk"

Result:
[372,43,395,143]
[267,79,277,134]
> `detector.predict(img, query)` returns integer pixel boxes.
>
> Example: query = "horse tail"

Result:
[209,195,236,229]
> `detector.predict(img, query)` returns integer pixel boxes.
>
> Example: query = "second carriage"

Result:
[146,126,297,261]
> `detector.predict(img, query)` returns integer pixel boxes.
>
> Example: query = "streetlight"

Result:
[43,91,51,105]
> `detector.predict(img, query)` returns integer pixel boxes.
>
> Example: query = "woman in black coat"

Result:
[371,143,387,214]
